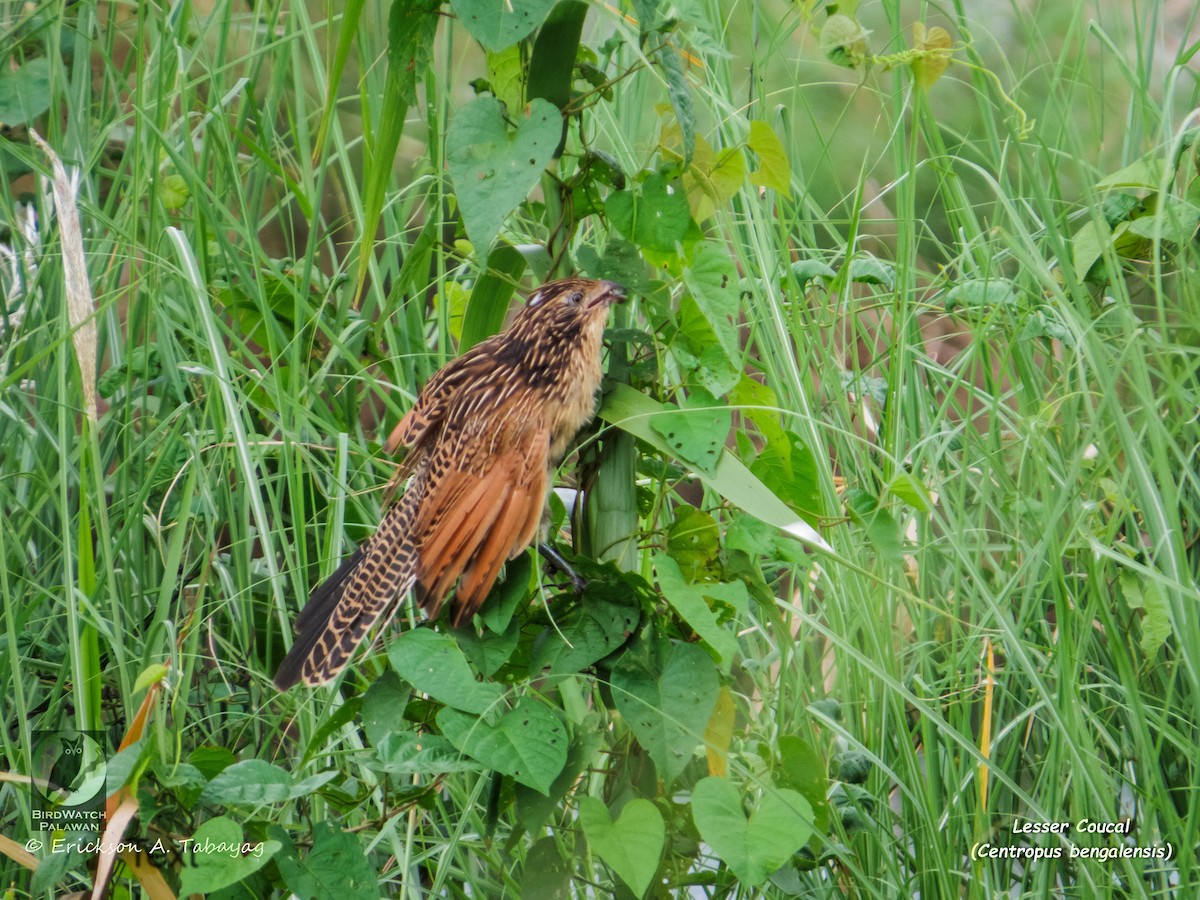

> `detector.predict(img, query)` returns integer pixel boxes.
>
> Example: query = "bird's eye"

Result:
[567,291,584,305]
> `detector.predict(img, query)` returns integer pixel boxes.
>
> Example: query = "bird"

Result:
[274,277,626,689]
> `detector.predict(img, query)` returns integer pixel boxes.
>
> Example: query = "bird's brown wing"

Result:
[412,423,549,624]
[384,342,498,454]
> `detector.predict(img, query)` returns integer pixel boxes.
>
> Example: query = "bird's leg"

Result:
[537,542,587,594]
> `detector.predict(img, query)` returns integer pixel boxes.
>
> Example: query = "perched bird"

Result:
[274,277,625,689]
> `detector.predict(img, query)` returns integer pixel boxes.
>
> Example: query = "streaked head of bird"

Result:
[507,278,626,355]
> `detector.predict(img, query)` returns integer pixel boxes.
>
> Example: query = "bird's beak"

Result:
[590,281,627,309]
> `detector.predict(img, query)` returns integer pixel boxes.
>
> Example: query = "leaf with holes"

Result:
[579,797,665,898]
[683,242,740,358]
[448,97,561,253]
[606,173,693,253]
[650,386,731,477]
[531,599,640,675]
[612,643,719,786]
[450,0,557,52]
[437,697,567,794]
[690,777,813,887]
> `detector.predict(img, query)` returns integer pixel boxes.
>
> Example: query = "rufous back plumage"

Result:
[273,278,625,689]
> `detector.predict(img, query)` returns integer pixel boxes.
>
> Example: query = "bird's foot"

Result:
[537,542,587,594]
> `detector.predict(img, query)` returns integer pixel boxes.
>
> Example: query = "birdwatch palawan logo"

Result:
[29,729,108,832]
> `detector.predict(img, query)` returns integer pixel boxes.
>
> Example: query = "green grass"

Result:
[2,0,1198,897]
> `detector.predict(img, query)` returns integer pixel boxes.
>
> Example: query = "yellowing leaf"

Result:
[704,686,736,776]
[680,136,747,222]
[820,14,871,69]
[912,22,952,90]
[486,45,526,112]
[747,120,791,197]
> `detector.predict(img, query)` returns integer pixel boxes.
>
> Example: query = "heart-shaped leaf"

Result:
[388,628,504,715]
[612,643,719,786]
[606,173,692,253]
[448,97,561,253]
[450,0,556,52]
[691,777,813,886]
[531,598,639,675]
[438,696,567,794]
[273,820,377,900]
[177,816,281,896]
[650,386,731,478]
[197,759,293,806]
[579,797,664,897]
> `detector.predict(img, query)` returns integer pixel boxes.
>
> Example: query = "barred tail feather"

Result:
[274,502,419,689]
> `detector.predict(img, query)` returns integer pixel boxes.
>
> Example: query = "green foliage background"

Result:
[1,0,1198,896]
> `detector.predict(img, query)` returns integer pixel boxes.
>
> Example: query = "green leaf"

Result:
[845,488,902,565]
[659,44,695,164]
[750,429,821,521]
[1095,157,1165,192]
[606,173,693,253]
[360,671,411,746]
[579,797,665,898]
[522,836,573,900]
[747,120,791,196]
[388,628,504,714]
[530,599,640,675]
[819,14,871,69]
[158,173,190,209]
[848,255,895,289]
[274,820,378,900]
[480,551,533,633]
[653,554,740,670]
[197,760,293,806]
[944,278,1018,312]
[600,384,833,553]
[486,45,527,112]
[311,0,367,161]
[455,616,521,677]
[450,0,557,52]
[577,238,652,292]
[650,386,731,477]
[666,506,721,582]
[1072,218,1111,278]
[886,471,933,513]
[690,777,813,887]
[437,696,568,794]
[176,816,280,897]
[0,58,52,127]
[776,735,831,834]
[447,97,562,253]
[1120,571,1173,656]
[132,663,169,694]
[612,642,719,786]
[371,731,483,774]
[683,242,740,358]
[791,258,836,289]
[517,721,605,829]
